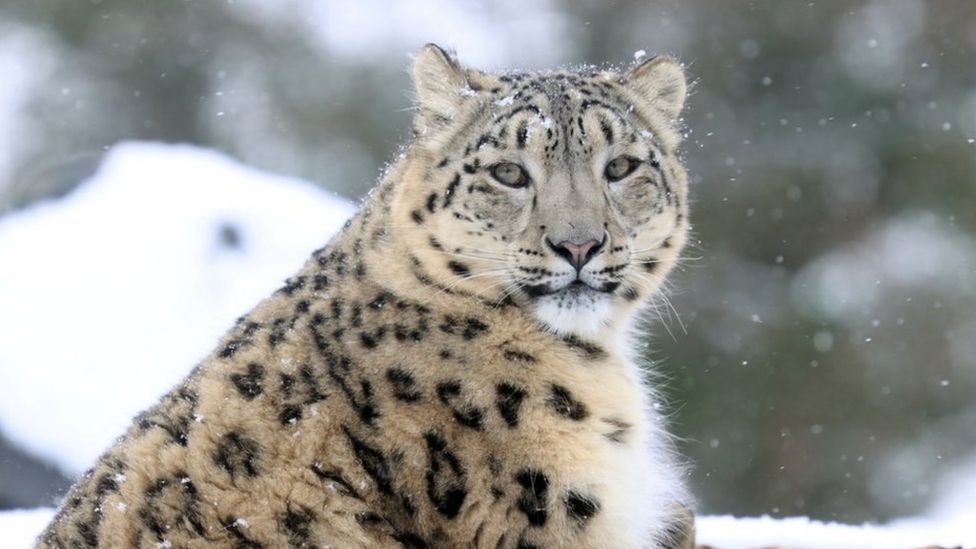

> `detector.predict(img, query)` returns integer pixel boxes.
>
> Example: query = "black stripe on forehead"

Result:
[492,104,541,125]
[475,133,501,150]
[490,104,553,151]
[583,98,667,152]
[598,115,615,145]
[483,72,664,153]
[575,99,634,147]
[580,98,644,140]
[515,119,529,149]
[579,98,624,118]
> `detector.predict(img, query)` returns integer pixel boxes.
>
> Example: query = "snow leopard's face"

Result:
[400,45,690,337]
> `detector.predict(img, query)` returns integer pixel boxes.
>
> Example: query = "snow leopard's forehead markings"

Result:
[397,46,690,337]
[482,70,681,211]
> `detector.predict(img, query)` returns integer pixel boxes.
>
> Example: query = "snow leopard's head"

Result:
[394,44,690,337]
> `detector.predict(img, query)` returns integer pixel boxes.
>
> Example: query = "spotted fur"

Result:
[38,44,694,548]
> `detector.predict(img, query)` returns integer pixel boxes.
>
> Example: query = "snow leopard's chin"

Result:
[532,286,614,336]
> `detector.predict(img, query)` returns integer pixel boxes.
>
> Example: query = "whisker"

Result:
[493,281,526,309]
[428,249,511,265]
[428,268,512,300]
[627,271,686,340]
[654,289,687,336]
[420,233,516,259]
[629,237,670,255]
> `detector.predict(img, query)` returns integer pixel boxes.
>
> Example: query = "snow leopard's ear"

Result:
[623,55,687,120]
[412,44,468,134]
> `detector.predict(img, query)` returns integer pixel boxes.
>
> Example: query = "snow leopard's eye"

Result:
[490,162,530,188]
[604,156,641,182]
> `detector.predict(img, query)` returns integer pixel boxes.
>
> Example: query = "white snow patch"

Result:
[0,508,56,549]
[0,141,354,475]
[494,95,515,107]
[929,449,976,527]
[697,514,975,549]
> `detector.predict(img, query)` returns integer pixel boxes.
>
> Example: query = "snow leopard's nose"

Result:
[546,237,605,271]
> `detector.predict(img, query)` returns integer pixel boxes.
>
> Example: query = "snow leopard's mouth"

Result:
[522,279,620,299]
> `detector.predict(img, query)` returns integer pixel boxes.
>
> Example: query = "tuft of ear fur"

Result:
[624,56,687,120]
[412,44,468,134]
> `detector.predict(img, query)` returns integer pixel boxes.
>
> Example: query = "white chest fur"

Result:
[530,330,688,548]
[598,358,686,547]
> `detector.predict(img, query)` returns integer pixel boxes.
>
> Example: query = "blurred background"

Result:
[1,0,975,525]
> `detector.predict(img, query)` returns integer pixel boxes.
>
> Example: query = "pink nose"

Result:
[551,239,602,270]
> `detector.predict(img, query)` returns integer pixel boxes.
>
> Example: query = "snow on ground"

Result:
[0,141,354,475]
[0,142,973,548]
[0,508,55,549]
[697,514,974,548]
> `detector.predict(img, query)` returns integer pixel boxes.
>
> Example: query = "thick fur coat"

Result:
[39,45,694,548]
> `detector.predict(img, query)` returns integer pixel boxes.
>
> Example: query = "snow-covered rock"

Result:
[0,142,354,475]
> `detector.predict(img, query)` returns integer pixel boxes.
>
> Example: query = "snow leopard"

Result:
[38,44,695,548]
